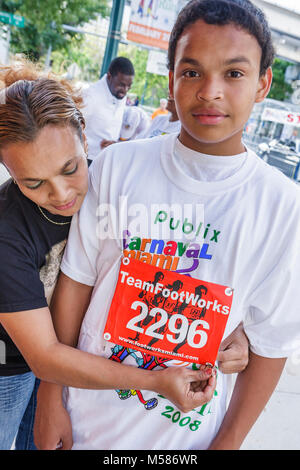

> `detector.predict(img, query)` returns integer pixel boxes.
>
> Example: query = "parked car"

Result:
[257,139,300,181]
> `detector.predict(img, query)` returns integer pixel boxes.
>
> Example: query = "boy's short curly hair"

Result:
[168,0,275,76]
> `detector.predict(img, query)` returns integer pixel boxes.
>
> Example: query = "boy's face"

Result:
[169,20,272,155]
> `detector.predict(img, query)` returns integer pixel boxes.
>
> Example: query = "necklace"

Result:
[37,205,71,226]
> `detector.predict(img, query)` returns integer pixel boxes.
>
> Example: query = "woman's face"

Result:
[2,125,89,216]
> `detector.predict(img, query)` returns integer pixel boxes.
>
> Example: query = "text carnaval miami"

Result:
[122,221,221,272]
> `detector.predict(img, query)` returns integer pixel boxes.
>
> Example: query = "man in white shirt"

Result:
[82,57,135,159]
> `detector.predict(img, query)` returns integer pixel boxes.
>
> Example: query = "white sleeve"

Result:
[244,223,300,358]
[60,170,100,286]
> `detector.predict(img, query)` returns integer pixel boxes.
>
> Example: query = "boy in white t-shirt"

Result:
[35,0,300,450]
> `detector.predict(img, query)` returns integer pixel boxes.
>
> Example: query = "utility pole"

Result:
[100,0,126,77]
[5,24,10,64]
[44,43,52,71]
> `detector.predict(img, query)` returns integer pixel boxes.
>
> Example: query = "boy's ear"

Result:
[169,70,174,100]
[255,67,273,103]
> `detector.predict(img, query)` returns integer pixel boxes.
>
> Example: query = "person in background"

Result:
[119,106,151,141]
[151,98,168,120]
[144,96,181,138]
[82,57,135,158]
[126,95,132,106]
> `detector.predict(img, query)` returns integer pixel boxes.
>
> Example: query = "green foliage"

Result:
[0,0,109,60]
[51,36,104,82]
[269,58,293,102]
[3,2,291,107]
[118,44,169,107]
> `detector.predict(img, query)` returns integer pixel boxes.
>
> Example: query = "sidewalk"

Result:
[241,357,300,450]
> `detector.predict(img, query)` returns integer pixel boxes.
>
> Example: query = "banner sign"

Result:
[127,0,188,50]
[146,50,168,76]
[261,107,300,128]
[104,257,233,366]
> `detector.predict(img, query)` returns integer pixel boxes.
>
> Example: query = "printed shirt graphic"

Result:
[39,240,67,305]
[61,134,300,450]
[104,257,232,366]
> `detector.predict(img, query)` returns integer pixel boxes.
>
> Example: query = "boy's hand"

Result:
[217,323,249,374]
[155,366,216,413]
[34,382,73,450]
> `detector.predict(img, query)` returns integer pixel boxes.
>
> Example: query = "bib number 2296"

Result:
[127,300,209,348]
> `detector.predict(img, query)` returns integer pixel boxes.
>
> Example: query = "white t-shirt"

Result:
[61,133,300,450]
[174,138,247,181]
[82,74,126,159]
[143,113,181,138]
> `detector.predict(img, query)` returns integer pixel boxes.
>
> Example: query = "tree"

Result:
[0,0,109,61]
[269,58,293,102]
[51,35,105,82]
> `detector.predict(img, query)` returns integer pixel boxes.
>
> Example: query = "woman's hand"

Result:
[155,366,216,413]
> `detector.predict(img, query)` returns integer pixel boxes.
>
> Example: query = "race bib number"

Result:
[104,257,233,365]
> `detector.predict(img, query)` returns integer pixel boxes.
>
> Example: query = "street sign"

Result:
[0,11,25,28]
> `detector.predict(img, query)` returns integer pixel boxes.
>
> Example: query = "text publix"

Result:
[123,211,221,272]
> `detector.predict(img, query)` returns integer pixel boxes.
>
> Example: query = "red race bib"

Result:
[104,257,233,365]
